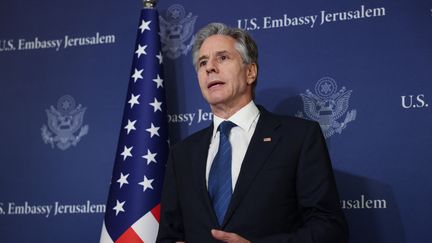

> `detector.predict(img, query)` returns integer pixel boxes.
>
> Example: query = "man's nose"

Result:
[205,59,218,74]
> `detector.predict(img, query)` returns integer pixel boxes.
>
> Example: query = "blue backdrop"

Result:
[0,0,431,242]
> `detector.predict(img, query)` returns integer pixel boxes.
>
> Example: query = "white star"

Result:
[113,200,125,216]
[139,20,151,33]
[128,93,140,108]
[152,74,164,88]
[156,51,163,64]
[138,176,154,192]
[131,68,144,83]
[117,173,129,188]
[135,44,147,58]
[120,145,133,161]
[124,119,137,134]
[149,98,162,112]
[142,149,157,165]
[145,123,160,138]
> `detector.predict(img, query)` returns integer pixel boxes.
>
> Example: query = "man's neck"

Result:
[210,99,252,119]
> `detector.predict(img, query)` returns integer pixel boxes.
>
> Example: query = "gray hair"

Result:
[192,23,259,79]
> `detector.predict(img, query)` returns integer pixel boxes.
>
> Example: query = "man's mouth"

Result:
[207,81,225,89]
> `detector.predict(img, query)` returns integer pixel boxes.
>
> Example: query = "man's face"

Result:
[196,35,256,111]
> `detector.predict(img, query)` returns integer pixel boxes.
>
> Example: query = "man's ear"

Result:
[246,63,257,85]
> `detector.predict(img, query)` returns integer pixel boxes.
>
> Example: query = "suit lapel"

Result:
[191,125,220,226]
[222,108,281,227]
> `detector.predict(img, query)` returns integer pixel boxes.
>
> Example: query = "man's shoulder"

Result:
[261,108,319,130]
[171,125,212,151]
[261,110,324,145]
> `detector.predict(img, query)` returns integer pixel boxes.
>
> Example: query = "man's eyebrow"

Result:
[198,55,208,62]
[198,50,232,63]
[215,50,230,56]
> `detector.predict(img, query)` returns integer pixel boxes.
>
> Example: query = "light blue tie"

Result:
[208,121,236,225]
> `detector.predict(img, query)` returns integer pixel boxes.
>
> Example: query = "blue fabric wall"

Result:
[0,0,431,242]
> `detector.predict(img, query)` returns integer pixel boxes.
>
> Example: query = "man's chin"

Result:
[204,95,227,106]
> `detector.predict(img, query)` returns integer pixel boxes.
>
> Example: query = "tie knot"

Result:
[218,121,236,136]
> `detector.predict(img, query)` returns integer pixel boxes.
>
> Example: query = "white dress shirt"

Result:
[206,101,260,191]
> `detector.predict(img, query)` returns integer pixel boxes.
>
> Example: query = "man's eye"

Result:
[219,55,228,61]
[199,61,207,67]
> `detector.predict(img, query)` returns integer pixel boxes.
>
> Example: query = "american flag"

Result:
[100,7,168,243]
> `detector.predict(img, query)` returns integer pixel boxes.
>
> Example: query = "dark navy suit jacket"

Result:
[157,107,348,243]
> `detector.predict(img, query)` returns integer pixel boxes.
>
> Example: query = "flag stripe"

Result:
[131,206,160,243]
[115,228,144,243]
[151,203,161,222]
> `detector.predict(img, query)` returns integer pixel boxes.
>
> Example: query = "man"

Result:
[157,23,348,243]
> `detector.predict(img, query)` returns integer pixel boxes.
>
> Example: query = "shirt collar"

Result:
[212,101,260,138]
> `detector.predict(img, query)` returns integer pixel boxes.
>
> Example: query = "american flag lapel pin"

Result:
[263,137,272,142]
